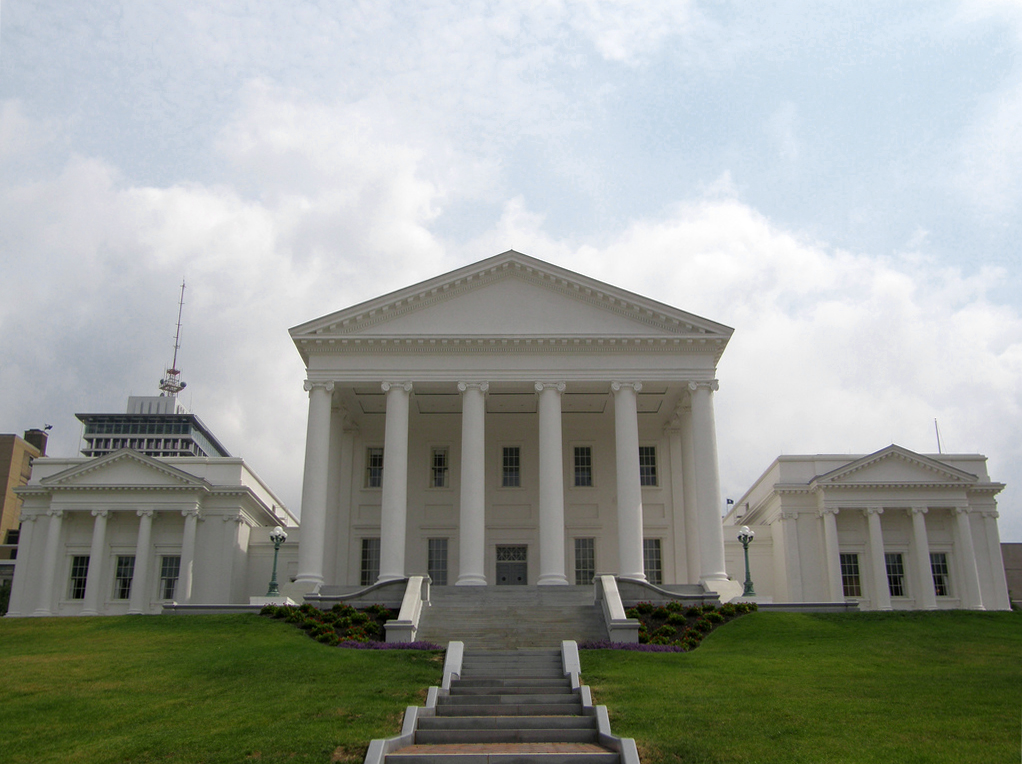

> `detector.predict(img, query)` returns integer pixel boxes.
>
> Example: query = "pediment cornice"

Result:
[810,445,979,489]
[32,450,212,493]
[290,251,733,362]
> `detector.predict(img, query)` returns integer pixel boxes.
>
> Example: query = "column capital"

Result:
[687,379,719,393]
[181,508,201,519]
[781,510,800,520]
[535,381,566,393]
[381,381,413,393]
[222,513,246,524]
[910,507,928,516]
[90,509,109,518]
[865,507,884,516]
[303,380,335,393]
[457,381,489,393]
[981,510,999,519]
[46,509,64,519]
[818,507,839,517]
[610,381,643,393]
[20,512,40,523]
[953,506,971,516]
[137,509,155,518]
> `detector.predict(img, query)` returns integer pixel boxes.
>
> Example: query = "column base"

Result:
[617,572,647,583]
[537,574,570,585]
[30,609,53,617]
[455,576,487,586]
[79,609,100,616]
[376,573,406,584]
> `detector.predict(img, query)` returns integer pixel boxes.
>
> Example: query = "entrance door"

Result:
[496,545,528,585]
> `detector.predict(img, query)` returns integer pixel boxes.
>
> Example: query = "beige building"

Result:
[1,430,47,588]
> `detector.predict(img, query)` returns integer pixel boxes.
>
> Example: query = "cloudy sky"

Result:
[2,1,1020,541]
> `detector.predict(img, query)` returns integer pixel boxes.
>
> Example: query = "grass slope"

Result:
[1,614,441,764]
[582,610,1022,764]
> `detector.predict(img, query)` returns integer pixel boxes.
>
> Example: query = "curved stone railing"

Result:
[594,575,640,643]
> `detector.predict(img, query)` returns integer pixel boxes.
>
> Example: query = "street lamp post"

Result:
[737,525,756,597]
[266,526,288,597]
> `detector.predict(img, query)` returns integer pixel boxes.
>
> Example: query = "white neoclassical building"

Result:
[7,399,297,617]
[722,446,1012,611]
[288,250,741,599]
[6,251,1012,616]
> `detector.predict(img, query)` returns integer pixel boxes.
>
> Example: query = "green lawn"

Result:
[581,610,1022,764]
[3,611,1019,764]
[1,614,442,764]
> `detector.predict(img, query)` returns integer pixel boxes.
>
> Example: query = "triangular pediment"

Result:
[290,251,732,361]
[41,450,211,490]
[812,445,978,488]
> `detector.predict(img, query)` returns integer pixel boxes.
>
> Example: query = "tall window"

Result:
[160,555,181,600]
[574,446,593,487]
[428,538,448,586]
[502,446,521,488]
[68,555,90,599]
[638,446,657,487]
[365,447,384,488]
[360,538,381,586]
[930,552,951,597]
[839,553,862,597]
[885,553,906,597]
[643,538,662,585]
[431,448,449,488]
[574,538,596,586]
[114,555,135,599]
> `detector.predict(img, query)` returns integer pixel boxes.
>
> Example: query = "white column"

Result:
[910,507,937,611]
[689,381,727,584]
[679,404,700,583]
[665,416,689,583]
[536,382,569,585]
[177,507,200,604]
[866,508,891,611]
[820,508,844,602]
[128,509,154,614]
[781,511,803,601]
[379,381,412,582]
[981,511,1011,610]
[295,380,334,589]
[32,509,64,616]
[324,409,355,586]
[953,507,984,610]
[80,510,109,615]
[7,513,39,617]
[612,382,645,581]
[457,382,488,586]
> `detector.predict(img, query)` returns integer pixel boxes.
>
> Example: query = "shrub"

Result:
[635,602,655,615]
[705,611,725,624]
[298,603,316,616]
[625,608,640,619]
[665,600,683,613]
[694,618,714,633]
[652,625,677,639]
[652,606,670,620]
[666,612,687,625]
[684,606,702,618]
[719,603,737,617]
[259,605,277,616]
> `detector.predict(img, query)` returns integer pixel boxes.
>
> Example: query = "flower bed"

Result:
[580,601,757,652]
[259,602,441,649]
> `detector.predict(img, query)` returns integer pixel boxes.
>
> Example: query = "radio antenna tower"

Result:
[159,279,188,397]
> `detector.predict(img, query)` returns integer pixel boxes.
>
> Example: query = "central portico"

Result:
[289,251,734,594]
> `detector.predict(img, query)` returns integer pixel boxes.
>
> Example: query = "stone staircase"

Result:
[416,587,609,649]
[384,649,623,764]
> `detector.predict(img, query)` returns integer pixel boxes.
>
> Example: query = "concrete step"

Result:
[414,727,600,745]
[417,716,597,731]
[386,747,619,764]
[435,702,585,716]
[449,685,573,696]
[438,693,580,706]
[454,678,570,689]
